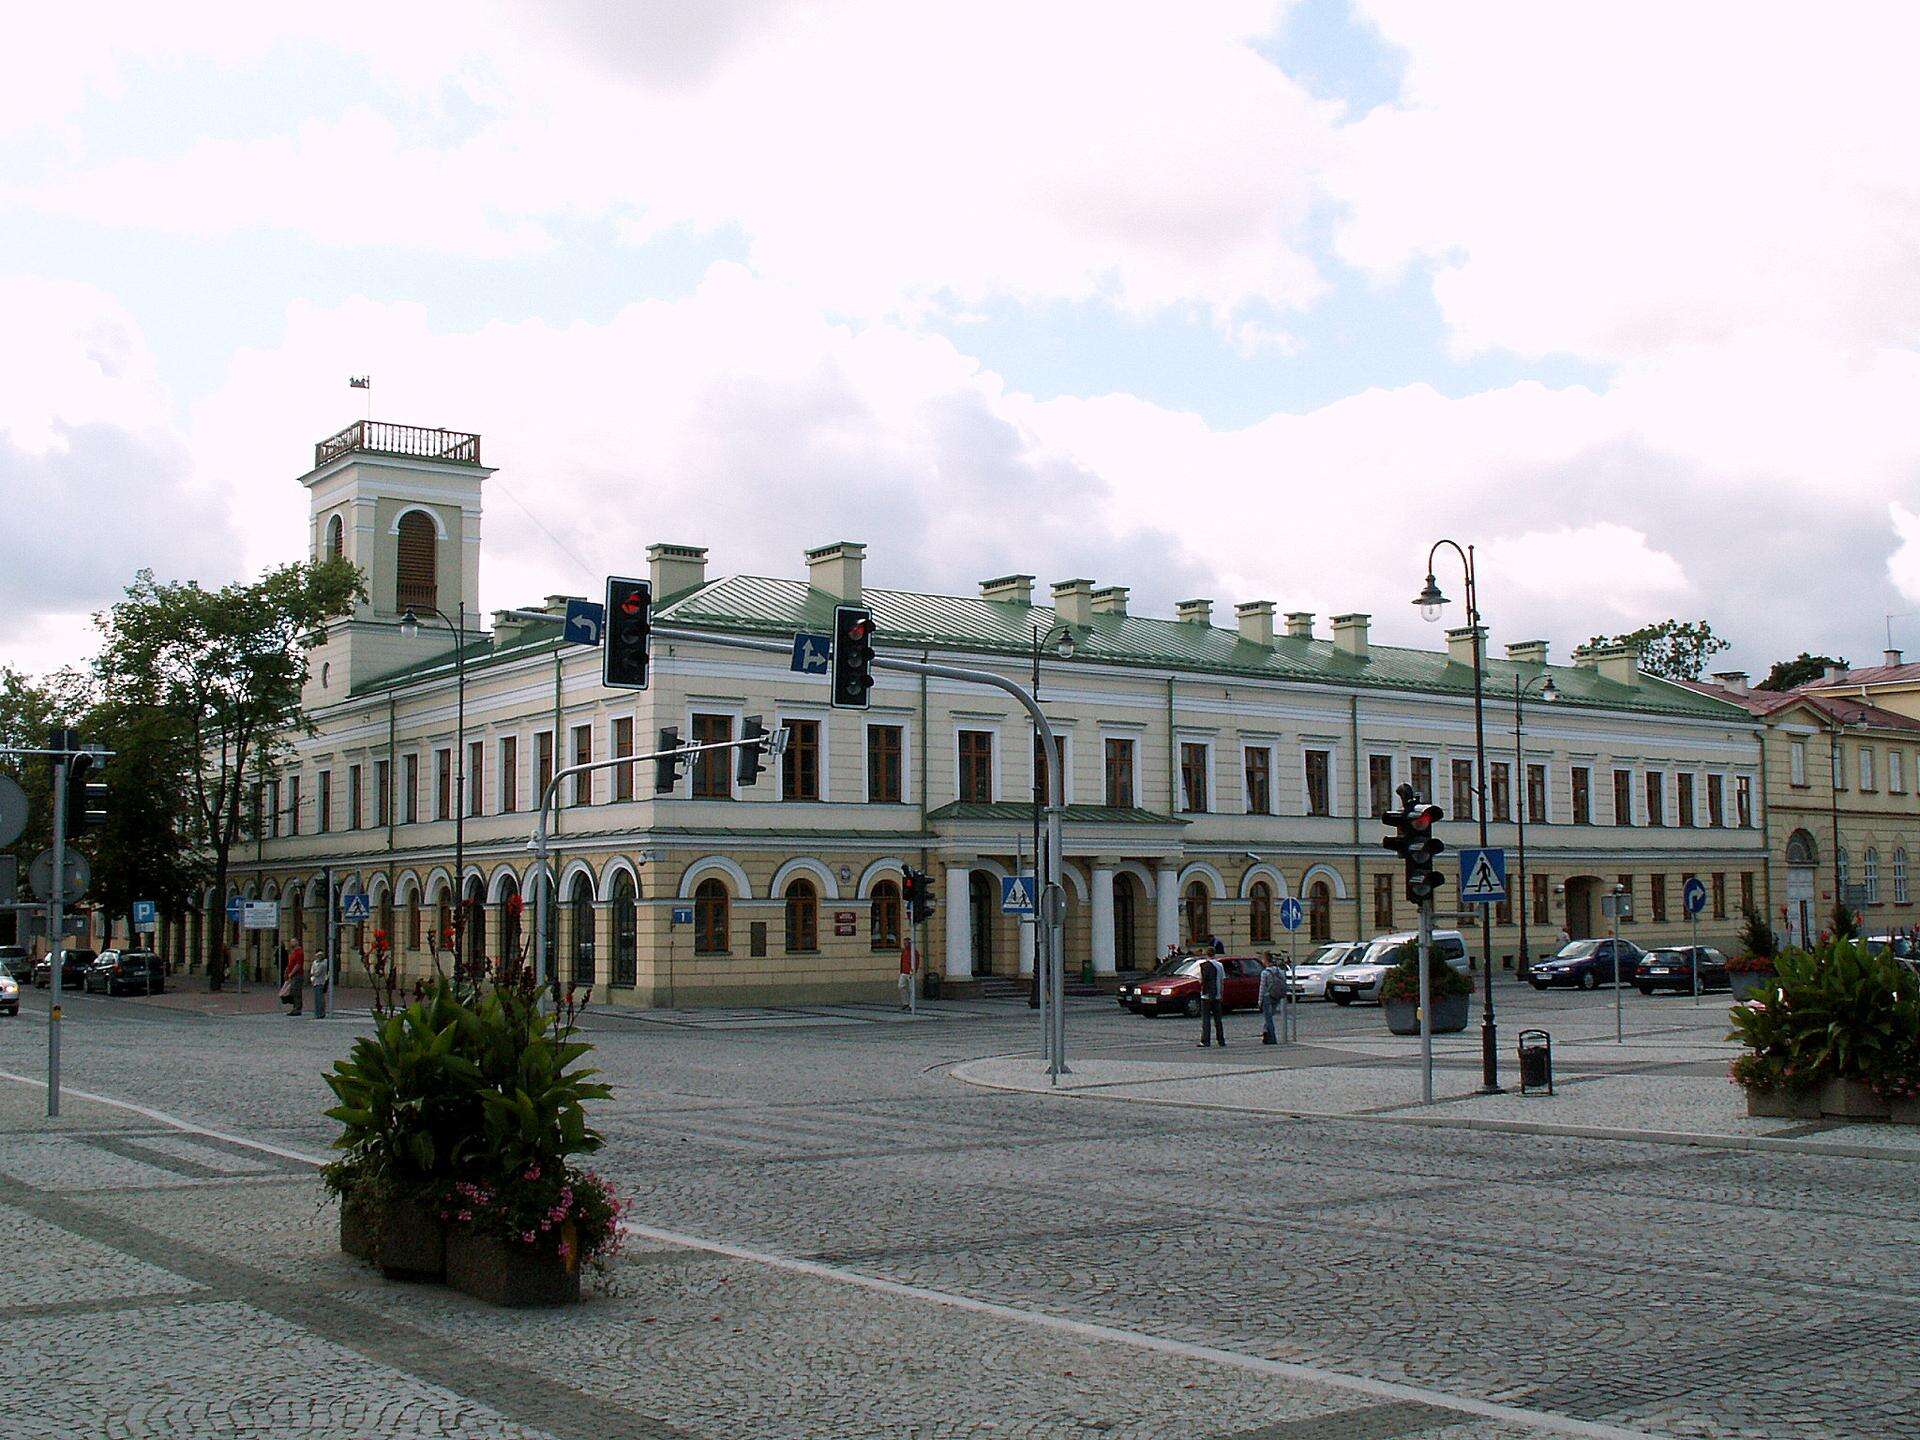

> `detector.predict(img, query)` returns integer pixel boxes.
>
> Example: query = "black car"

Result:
[1634,946,1730,994]
[83,950,166,996]
[32,948,98,989]
[1528,939,1645,990]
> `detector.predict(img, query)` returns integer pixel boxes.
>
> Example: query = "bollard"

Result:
[1518,1028,1553,1096]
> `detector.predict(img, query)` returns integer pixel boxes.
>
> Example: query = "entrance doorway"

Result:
[1563,876,1600,939]
[1113,873,1140,970]
[969,872,995,975]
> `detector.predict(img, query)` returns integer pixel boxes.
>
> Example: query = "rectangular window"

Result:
[572,724,593,805]
[1613,769,1633,826]
[1789,739,1808,787]
[1645,771,1665,827]
[1451,759,1475,820]
[1305,749,1331,817]
[1616,875,1634,925]
[1490,762,1511,823]
[374,759,390,827]
[1368,754,1393,818]
[1676,772,1695,827]
[1712,872,1727,920]
[612,718,634,802]
[1571,766,1591,825]
[1495,880,1512,926]
[1651,874,1668,922]
[1707,773,1725,827]
[287,774,300,836]
[467,740,485,817]
[403,754,418,824]
[1860,746,1876,792]
[1246,746,1273,815]
[1532,870,1548,925]
[348,764,363,830]
[1526,764,1547,824]
[1103,737,1134,808]
[318,770,332,833]
[535,731,554,802]
[1835,742,1848,792]
[499,736,518,813]
[1033,732,1065,804]
[1410,756,1434,804]
[268,779,281,838]
[692,714,732,798]
[958,730,994,804]
[1373,872,1394,929]
[1180,742,1209,813]
[1741,871,1756,914]
[1892,750,1907,795]
[435,748,451,821]
[784,719,821,801]
[869,724,903,803]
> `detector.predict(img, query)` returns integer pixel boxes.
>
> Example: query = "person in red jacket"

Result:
[282,943,307,1017]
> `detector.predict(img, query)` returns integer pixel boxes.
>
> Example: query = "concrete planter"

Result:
[1383,993,1469,1036]
[1819,1078,1892,1122]
[337,1189,446,1279]
[444,1228,581,1307]
[1727,971,1777,1001]
[1744,1087,1822,1119]
[1887,1096,1920,1126]
[339,1191,377,1263]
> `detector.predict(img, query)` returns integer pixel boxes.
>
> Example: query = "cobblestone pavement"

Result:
[0,981,1914,1438]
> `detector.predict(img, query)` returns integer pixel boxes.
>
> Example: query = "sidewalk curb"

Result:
[949,1059,1920,1164]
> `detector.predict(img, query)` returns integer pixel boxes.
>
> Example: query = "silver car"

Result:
[1325,931,1470,1005]
[1283,941,1364,1000]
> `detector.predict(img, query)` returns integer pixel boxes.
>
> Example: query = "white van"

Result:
[1324,930,1469,1006]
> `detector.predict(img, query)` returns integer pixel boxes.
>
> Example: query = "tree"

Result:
[1585,619,1730,681]
[82,696,206,949]
[93,560,362,986]
[1758,652,1847,692]
[0,668,84,946]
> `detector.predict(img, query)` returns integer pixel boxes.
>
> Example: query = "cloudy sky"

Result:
[7,0,1920,679]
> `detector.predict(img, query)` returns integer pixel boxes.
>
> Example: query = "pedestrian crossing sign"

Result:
[1000,875,1037,917]
[1458,847,1507,904]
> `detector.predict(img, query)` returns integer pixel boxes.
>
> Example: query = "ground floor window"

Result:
[870,879,902,951]
[695,878,730,955]
[784,878,818,954]
[1183,882,1211,947]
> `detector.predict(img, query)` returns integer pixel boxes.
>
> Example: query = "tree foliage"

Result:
[1585,619,1730,681]
[1759,652,1847,692]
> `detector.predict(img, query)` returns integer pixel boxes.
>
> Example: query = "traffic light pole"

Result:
[47,754,66,1118]
[1418,893,1434,1105]
[651,623,1071,1079]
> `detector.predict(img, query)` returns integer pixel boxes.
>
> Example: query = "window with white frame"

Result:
[1179,741,1210,813]
[1304,748,1332,817]
[1790,740,1807,787]
[1892,750,1907,794]
[1895,848,1910,904]
[1861,747,1876,792]
[1865,846,1880,903]
[1244,744,1273,815]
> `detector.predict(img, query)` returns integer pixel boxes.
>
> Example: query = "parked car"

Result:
[1633,946,1729,994]
[0,967,17,1016]
[1283,941,1365,1000]
[0,945,30,982]
[83,950,166,996]
[1119,955,1265,1017]
[31,948,98,990]
[1325,931,1469,1006]
[1529,938,1645,990]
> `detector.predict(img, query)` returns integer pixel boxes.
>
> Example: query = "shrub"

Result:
[1378,943,1473,1004]
[1727,939,1920,1099]
[1734,905,1778,966]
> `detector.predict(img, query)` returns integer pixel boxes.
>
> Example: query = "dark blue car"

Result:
[1529,939,1645,990]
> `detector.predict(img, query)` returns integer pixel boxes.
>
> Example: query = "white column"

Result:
[1155,863,1180,956]
[944,864,973,979]
[1091,866,1117,974]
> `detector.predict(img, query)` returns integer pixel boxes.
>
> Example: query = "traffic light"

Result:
[831,604,876,710]
[902,866,936,924]
[655,726,686,794]
[66,749,107,830]
[737,715,768,787]
[603,576,652,690]
[1381,782,1446,908]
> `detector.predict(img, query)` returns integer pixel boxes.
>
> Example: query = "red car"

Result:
[1118,955,1267,1017]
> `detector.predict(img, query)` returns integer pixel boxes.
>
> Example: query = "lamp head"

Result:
[1413,574,1447,623]
[399,609,419,639]
[1054,628,1077,660]
[1540,675,1560,704]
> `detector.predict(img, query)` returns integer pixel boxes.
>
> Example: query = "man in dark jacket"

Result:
[1197,953,1226,1047]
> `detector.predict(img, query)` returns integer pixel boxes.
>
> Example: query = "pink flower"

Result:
[521,1230,536,1244]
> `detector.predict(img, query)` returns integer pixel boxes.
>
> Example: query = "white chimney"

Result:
[1091,585,1129,617]
[1506,640,1549,665]
[1446,625,1485,669]
[1593,642,1640,687]
[1710,669,1751,693]
[1235,601,1275,647]
[806,541,866,603]
[1331,612,1370,659]
[1175,598,1213,626]
[1824,662,1849,682]
[1284,611,1314,640]
[647,543,708,600]
[981,574,1034,606]
[1886,648,1904,668]
[1052,578,1093,627]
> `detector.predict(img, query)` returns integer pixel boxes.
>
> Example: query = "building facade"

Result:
[198,422,1773,1004]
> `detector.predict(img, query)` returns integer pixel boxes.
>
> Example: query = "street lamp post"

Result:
[1512,670,1560,981]
[400,604,469,975]
[1029,621,1076,1010]
[1414,541,1502,1093]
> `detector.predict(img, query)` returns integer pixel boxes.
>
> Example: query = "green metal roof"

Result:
[928,802,1185,827]
[660,575,1748,720]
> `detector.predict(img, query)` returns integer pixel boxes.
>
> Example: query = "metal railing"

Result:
[314,421,482,469]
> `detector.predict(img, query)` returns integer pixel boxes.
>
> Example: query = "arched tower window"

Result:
[325,513,344,560]
[395,510,437,613]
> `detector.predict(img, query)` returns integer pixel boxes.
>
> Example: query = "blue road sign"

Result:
[1458,846,1508,904]
[671,905,694,926]
[340,892,372,922]
[1000,874,1037,917]
[1683,876,1708,917]
[132,899,156,928]
[226,896,244,922]
[790,632,832,676]
[1278,896,1305,932]
[563,598,605,647]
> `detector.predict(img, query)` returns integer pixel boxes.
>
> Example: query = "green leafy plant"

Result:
[1378,944,1473,1004]
[1830,902,1860,941]
[1735,905,1778,966]
[1727,939,1920,1099]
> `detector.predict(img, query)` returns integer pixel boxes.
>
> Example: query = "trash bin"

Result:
[1518,1029,1553,1096]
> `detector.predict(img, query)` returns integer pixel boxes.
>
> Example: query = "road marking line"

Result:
[0,1070,328,1167]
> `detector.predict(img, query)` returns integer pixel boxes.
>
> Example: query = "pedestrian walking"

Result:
[281,942,306,1017]
[1258,956,1285,1044]
[1209,933,1226,955]
[1197,952,1226,1047]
